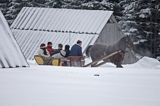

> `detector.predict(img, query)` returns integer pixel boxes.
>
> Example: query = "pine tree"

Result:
[135,0,160,57]
[119,0,138,37]
[81,0,113,10]
[0,0,9,16]
[45,0,65,8]
[5,0,20,25]
[156,2,160,59]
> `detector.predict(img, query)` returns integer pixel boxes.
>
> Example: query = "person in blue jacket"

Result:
[70,40,83,56]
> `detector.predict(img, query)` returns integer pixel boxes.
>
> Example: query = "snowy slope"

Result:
[0,57,160,106]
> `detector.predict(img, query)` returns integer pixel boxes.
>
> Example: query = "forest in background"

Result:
[0,0,160,59]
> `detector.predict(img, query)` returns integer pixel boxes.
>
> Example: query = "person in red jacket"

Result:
[46,42,54,56]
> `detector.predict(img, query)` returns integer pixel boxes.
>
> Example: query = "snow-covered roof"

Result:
[12,29,99,60]
[11,7,113,34]
[0,11,28,68]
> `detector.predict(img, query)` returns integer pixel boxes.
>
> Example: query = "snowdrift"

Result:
[125,56,160,69]
[0,56,160,106]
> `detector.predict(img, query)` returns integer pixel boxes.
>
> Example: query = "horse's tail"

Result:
[85,45,93,57]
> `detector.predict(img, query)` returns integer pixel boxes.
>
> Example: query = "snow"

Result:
[140,8,151,14]
[0,57,160,106]
[139,8,151,18]
[139,14,147,18]
[125,57,160,69]
[129,28,137,33]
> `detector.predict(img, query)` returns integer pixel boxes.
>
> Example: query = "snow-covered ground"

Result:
[0,57,160,106]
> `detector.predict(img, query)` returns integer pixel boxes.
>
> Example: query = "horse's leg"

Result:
[90,55,98,67]
[116,52,125,68]
[116,62,123,68]
[110,54,123,68]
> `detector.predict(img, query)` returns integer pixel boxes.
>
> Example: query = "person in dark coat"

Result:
[53,43,63,55]
[69,40,84,66]
[70,40,83,56]
[64,44,70,57]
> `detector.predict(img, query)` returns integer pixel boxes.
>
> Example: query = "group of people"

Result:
[37,40,83,59]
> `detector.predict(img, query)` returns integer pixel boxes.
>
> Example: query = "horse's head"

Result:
[120,36,134,50]
[125,36,134,49]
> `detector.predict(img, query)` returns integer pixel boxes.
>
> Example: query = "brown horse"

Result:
[86,36,133,67]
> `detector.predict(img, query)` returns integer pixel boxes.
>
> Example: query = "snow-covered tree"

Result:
[135,0,160,57]
[0,0,8,16]
[119,0,160,58]
[45,0,66,8]
[5,0,23,25]
[119,0,138,38]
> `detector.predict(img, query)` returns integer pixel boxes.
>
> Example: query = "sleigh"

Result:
[34,50,121,67]
[34,55,61,66]
[34,55,85,67]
